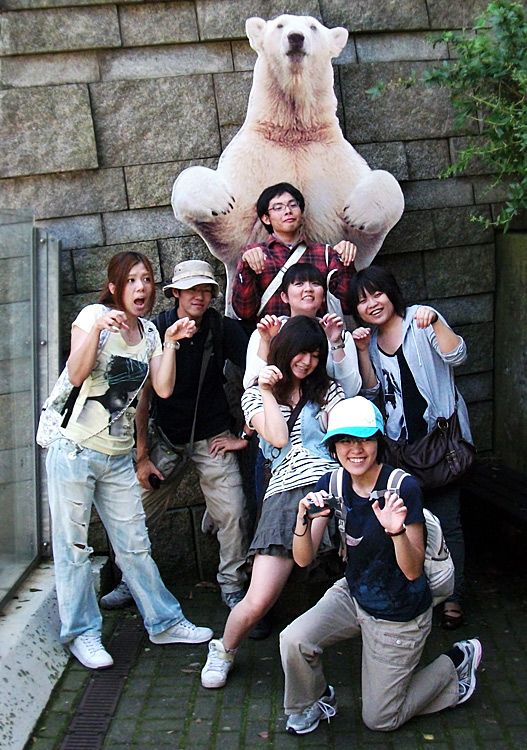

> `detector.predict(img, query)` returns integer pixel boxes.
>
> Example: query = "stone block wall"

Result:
[2,0,511,580]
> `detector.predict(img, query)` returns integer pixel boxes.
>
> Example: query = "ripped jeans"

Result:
[46,438,184,643]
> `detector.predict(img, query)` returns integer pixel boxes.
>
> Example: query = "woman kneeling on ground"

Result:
[279,396,481,735]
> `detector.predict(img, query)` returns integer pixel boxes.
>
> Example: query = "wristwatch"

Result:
[239,429,252,441]
[330,338,345,351]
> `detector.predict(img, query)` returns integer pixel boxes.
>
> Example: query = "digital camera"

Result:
[306,494,340,516]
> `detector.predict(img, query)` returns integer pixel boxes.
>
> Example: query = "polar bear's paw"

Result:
[171,166,236,224]
[342,170,405,235]
[342,202,387,235]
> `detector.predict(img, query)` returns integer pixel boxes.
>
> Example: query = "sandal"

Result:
[441,603,465,630]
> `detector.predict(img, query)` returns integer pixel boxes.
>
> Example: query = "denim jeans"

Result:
[46,438,185,643]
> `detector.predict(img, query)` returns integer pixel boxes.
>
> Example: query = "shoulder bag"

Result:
[382,405,476,490]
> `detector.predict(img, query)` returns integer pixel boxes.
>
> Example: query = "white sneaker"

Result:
[149,618,213,645]
[201,639,235,688]
[99,580,133,610]
[69,634,114,670]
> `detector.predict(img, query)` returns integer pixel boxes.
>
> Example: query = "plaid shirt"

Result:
[231,234,355,323]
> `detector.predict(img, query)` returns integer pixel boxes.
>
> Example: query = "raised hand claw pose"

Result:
[244,262,361,399]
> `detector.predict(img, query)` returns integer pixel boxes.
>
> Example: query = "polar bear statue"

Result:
[172,14,404,314]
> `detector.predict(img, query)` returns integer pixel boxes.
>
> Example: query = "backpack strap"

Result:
[385,468,429,545]
[153,308,176,343]
[329,466,344,498]
[386,468,410,493]
[329,467,348,562]
[208,308,225,378]
[140,318,161,360]
[368,468,410,505]
[60,308,111,429]
[188,327,214,453]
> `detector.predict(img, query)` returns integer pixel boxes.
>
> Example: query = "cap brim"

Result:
[163,278,219,298]
[321,425,381,444]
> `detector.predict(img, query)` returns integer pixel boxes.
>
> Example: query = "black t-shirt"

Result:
[316,464,432,622]
[152,307,248,444]
[378,344,428,442]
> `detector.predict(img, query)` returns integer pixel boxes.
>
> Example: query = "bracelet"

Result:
[164,341,180,350]
[431,312,439,324]
[238,429,252,441]
[331,340,345,351]
[385,526,406,537]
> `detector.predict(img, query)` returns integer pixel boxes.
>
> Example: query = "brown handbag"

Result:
[383,409,476,490]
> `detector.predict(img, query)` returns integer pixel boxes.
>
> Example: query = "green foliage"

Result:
[369,1,527,230]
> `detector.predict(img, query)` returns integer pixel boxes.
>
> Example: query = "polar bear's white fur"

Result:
[172,14,404,314]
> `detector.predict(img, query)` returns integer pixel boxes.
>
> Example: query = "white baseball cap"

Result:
[322,396,385,443]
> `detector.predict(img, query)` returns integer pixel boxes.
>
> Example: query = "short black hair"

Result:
[280,262,327,295]
[256,183,305,233]
[347,266,406,321]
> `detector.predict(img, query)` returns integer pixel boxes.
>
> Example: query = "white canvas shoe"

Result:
[69,634,114,670]
[201,639,235,688]
[149,618,213,645]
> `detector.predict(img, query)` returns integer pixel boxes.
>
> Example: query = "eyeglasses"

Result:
[268,200,300,213]
[336,436,377,445]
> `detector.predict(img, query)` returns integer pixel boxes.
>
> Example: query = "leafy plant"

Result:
[368,1,527,231]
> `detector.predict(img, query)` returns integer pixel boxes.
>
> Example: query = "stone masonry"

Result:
[1,0,512,582]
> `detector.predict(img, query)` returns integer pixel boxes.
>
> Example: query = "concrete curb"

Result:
[0,557,107,750]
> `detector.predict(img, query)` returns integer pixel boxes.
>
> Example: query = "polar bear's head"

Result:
[246,15,348,75]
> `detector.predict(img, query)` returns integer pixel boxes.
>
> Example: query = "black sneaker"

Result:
[99,580,133,610]
[454,638,482,704]
[249,612,273,640]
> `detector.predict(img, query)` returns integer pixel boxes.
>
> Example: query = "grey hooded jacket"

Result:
[363,304,473,444]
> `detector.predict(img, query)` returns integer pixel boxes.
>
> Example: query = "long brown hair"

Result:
[268,316,330,407]
[98,252,155,315]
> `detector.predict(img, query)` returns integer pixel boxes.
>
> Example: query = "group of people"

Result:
[43,182,482,735]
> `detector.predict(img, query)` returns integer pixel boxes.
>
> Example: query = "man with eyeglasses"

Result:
[232,183,357,326]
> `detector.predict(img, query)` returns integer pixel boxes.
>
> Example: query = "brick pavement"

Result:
[24,550,527,750]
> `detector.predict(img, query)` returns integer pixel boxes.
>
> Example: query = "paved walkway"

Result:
[24,548,527,750]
